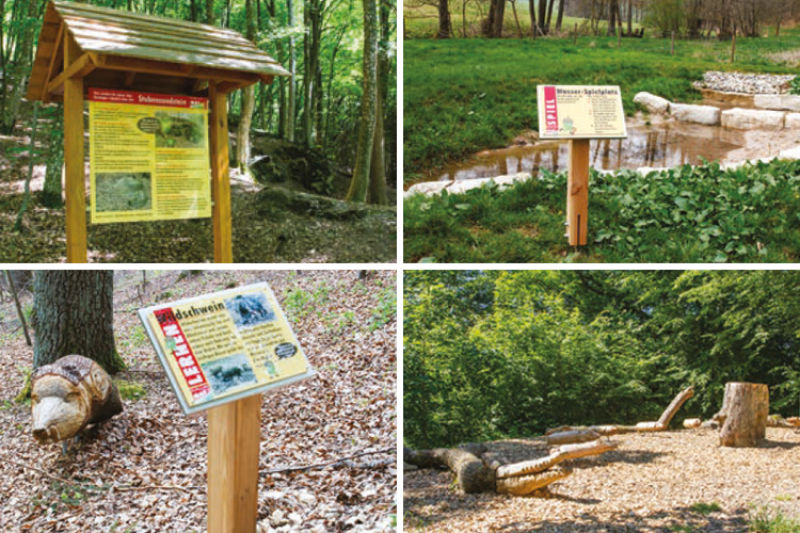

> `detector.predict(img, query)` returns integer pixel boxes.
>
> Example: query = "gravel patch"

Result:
[404,429,800,533]
[700,71,796,95]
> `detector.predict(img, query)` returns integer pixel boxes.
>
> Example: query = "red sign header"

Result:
[89,88,208,109]
[154,308,210,400]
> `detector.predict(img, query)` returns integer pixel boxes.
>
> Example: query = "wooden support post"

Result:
[574,22,578,45]
[64,33,87,263]
[208,394,262,533]
[209,81,233,263]
[567,139,590,246]
[671,31,675,56]
[731,25,737,63]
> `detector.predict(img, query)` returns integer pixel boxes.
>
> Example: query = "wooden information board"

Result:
[537,85,626,139]
[139,282,316,415]
[89,89,212,224]
[139,282,316,533]
[536,85,628,246]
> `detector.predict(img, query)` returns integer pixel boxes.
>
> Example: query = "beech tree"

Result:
[345,0,379,202]
[32,271,125,374]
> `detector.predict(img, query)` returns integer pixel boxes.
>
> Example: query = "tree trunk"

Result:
[538,0,547,35]
[545,0,556,33]
[345,0,378,202]
[32,271,125,374]
[286,0,296,141]
[528,0,536,38]
[1,0,37,134]
[437,0,451,38]
[492,0,505,38]
[406,447,496,493]
[718,382,769,447]
[556,0,565,32]
[206,0,214,23]
[235,0,257,176]
[367,79,387,205]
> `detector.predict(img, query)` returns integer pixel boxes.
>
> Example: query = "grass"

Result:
[688,502,722,515]
[749,507,800,533]
[404,159,800,263]
[403,29,800,179]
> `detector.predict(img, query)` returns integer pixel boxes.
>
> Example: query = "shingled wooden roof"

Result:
[27,0,289,102]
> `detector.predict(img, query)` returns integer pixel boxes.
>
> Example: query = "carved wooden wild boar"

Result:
[31,355,123,444]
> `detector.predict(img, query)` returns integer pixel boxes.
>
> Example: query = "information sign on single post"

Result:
[139,282,316,415]
[89,89,212,225]
[139,282,316,533]
[537,85,627,246]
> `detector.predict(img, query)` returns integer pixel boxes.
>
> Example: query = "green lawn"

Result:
[404,159,800,263]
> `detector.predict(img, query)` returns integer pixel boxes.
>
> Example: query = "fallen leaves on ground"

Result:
[0,270,397,532]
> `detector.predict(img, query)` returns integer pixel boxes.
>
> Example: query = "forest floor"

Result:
[0,270,397,532]
[404,429,800,533]
[0,113,396,263]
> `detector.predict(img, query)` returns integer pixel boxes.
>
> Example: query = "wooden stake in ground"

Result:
[567,139,590,246]
[208,394,262,533]
[718,382,768,447]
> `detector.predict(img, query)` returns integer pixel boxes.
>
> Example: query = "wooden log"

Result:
[767,414,795,428]
[718,382,769,448]
[635,386,694,432]
[496,452,565,479]
[683,418,702,428]
[404,447,495,494]
[497,466,572,496]
[636,421,665,432]
[545,429,600,445]
[31,355,123,444]
[553,438,618,459]
[545,424,626,436]
[657,386,694,428]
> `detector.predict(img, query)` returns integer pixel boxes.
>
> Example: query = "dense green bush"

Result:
[404,271,800,449]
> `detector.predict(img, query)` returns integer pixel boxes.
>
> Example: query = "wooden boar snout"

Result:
[31,355,124,445]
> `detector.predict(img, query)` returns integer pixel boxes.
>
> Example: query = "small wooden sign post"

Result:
[26,1,289,263]
[139,283,317,533]
[537,85,627,246]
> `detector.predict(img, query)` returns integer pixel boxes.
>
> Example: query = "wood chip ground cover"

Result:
[404,430,800,532]
[0,270,397,532]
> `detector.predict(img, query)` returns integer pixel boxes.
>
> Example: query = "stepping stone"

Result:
[721,108,785,131]
[670,103,721,126]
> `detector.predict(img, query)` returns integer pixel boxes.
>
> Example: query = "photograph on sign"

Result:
[537,85,627,140]
[139,282,315,414]
[89,89,212,224]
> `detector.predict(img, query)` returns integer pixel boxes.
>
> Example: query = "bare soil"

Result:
[404,429,800,532]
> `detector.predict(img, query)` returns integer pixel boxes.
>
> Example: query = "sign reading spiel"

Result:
[89,88,212,224]
[139,282,316,415]
[537,85,627,140]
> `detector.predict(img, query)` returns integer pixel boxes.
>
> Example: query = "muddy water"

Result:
[419,117,748,186]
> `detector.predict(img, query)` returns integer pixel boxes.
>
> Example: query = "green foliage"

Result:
[405,158,800,263]
[115,380,147,401]
[369,288,397,331]
[688,502,721,515]
[749,508,800,533]
[404,271,800,449]
[790,77,800,96]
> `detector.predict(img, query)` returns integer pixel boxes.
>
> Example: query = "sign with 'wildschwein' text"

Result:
[537,85,627,140]
[139,282,316,414]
